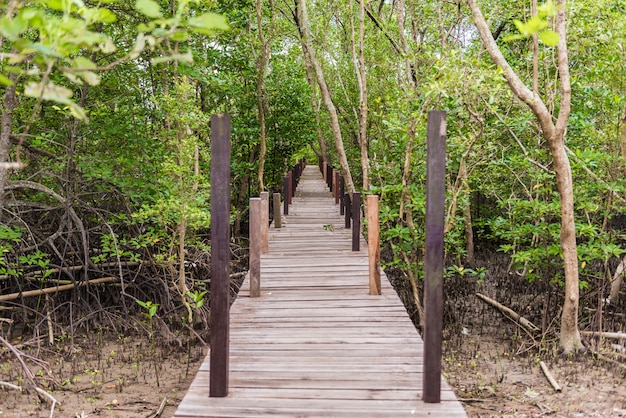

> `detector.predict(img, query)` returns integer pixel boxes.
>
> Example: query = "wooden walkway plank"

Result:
[175,165,467,417]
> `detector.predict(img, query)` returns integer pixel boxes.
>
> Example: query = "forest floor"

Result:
[1,270,626,417]
[1,315,625,417]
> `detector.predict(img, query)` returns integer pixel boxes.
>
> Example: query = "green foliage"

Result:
[504,0,560,46]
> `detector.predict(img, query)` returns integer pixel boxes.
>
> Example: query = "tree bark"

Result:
[0,73,18,212]
[357,0,369,191]
[296,0,355,196]
[467,0,582,353]
[255,0,269,192]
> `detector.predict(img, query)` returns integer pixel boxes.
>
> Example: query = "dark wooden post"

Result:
[367,194,381,295]
[209,114,231,398]
[249,197,261,298]
[283,176,289,215]
[291,168,297,198]
[339,178,345,215]
[352,192,360,251]
[288,171,293,204]
[273,193,281,228]
[423,110,446,403]
[344,193,351,228]
[334,171,340,204]
[318,155,323,173]
[326,165,332,190]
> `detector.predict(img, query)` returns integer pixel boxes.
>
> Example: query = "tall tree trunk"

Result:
[0,74,18,212]
[468,0,582,353]
[255,0,269,192]
[357,0,369,191]
[296,0,355,196]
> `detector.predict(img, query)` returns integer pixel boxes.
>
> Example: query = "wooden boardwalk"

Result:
[175,165,467,417]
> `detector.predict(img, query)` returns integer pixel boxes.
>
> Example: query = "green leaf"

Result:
[0,16,28,40]
[187,12,229,35]
[24,81,73,102]
[538,29,559,46]
[135,0,162,18]
[168,31,189,42]
[151,51,193,64]
[82,7,117,24]
[0,74,14,87]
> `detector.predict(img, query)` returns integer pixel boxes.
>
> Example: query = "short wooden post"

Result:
[273,193,281,228]
[318,156,323,173]
[367,194,381,295]
[423,110,446,404]
[339,178,345,215]
[327,165,333,191]
[323,161,327,181]
[260,192,269,254]
[283,176,289,215]
[334,171,340,205]
[288,171,293,204]
[249,197,261,298]
[209,114,231,398]
[344,193,351,228]
[291,169,297,198]
[352,192,360,251]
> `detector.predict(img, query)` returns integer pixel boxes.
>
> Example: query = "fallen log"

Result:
[0,276,118,302]
[581,331,626,341]
[475,292,540,334]
[539,361,561,392]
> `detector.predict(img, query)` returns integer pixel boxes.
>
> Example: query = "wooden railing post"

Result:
[283,176,289,215]
[344,193,351,228]
[292,168,297,198]
[339,177,345,215]
[209,114,231,398]
[352,192,360,251]
[260,191,269,254]
[334,171,340,205]
[249,197,261,298]
[288,171,293,204]
[322,161,327,181]
[367,194,381,295]
[273,193,281,228]
[318,155,323,173]
[423,110,446,404]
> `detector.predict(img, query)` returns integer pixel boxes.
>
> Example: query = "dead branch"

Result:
[0,276,118,302]
[539,361,561,392]
[0,381,59,418]
[476,292,540,335]
[581,331,626,341]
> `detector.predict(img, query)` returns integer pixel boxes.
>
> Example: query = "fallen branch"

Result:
[581,331,626,341]
[0,381,59,418]
[539,361,561,392]
[476,292,540,335]
[0,276,118,302]
[154,397,167,418]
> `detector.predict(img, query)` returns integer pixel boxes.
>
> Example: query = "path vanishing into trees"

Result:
[175,165,467,417]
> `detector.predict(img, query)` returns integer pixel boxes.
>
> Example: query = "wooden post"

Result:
[209,114,231,398]
[423,110,446,404]
[249,197,261,298]
[323,161,327,181]
[283,176,289,215]
[367,194,381,295]
[318,156,323,173]
[273,193,281,228]
[291,168,297,198]
[260,192,269,254]
[327,165,333,191]
[339,177,345,215]
[288,171,293,204]
[344,193,351,228]
[334,171,340,204]
[352,192,360,251]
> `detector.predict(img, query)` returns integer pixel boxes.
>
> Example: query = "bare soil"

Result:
[0,334,206,418]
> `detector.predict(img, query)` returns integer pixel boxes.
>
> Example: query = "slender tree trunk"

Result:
[620,104,626,177]
[357,0,369,191]
[296,0,355,196]
[468,0,582,353]
[255,0,269,192]
[0,74,18,212]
